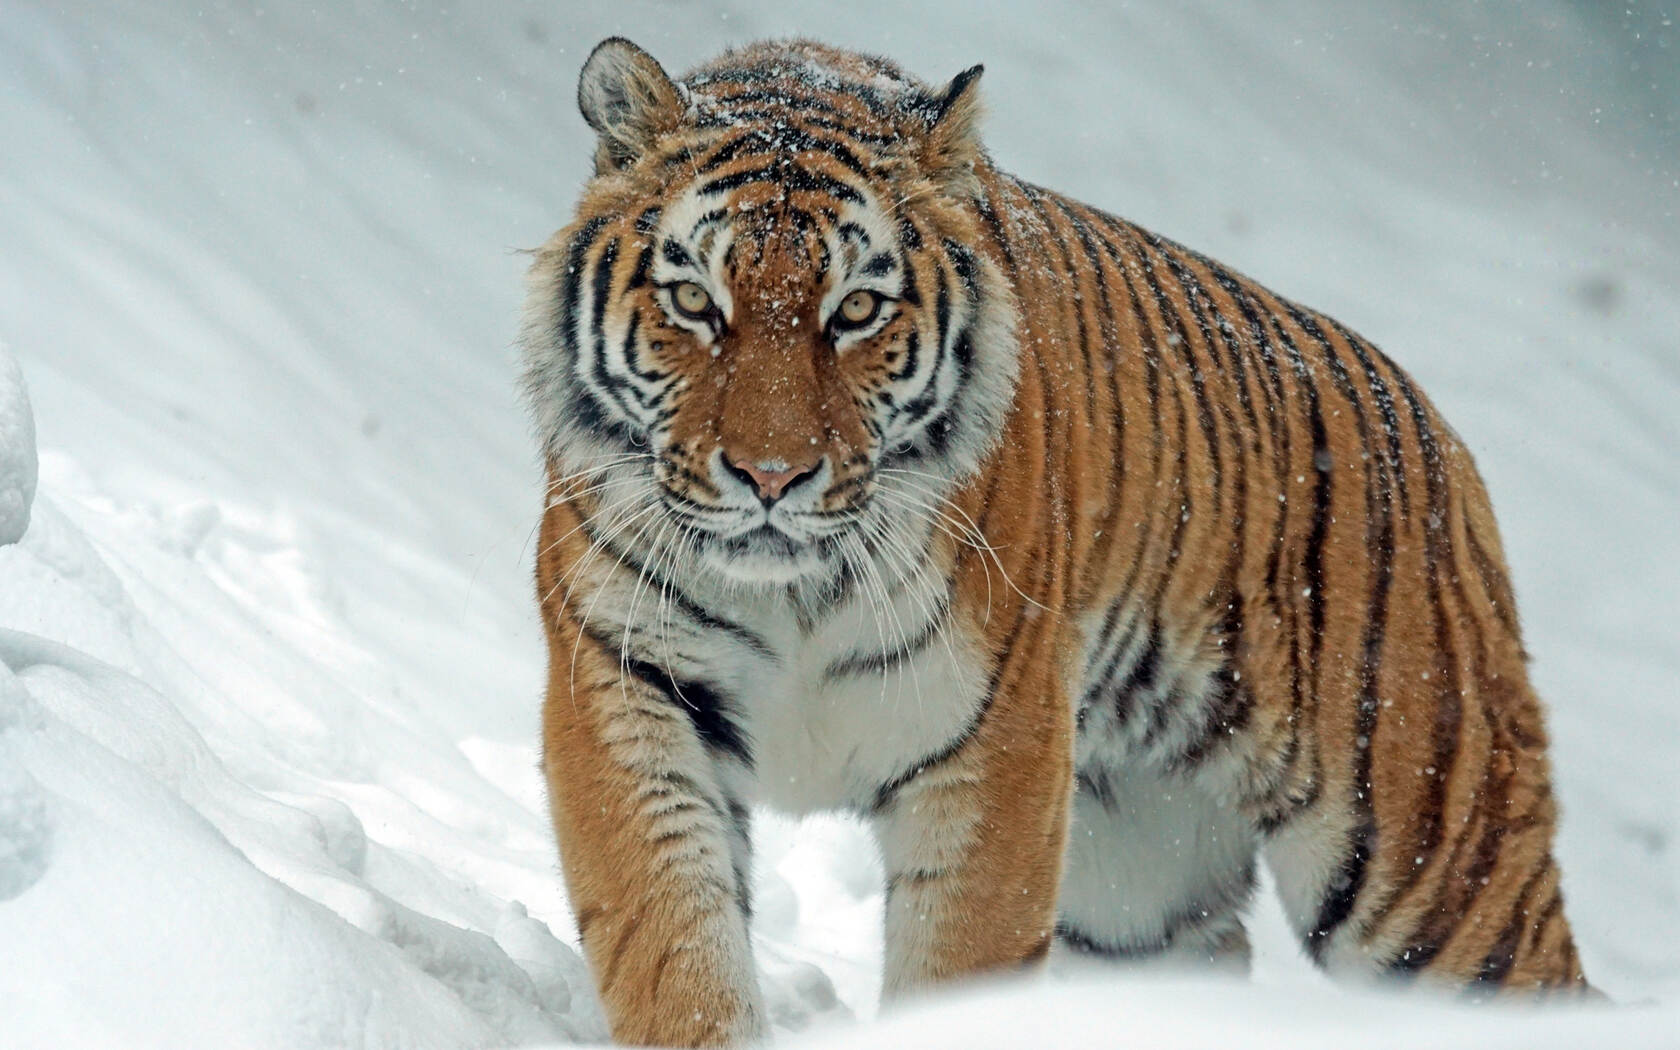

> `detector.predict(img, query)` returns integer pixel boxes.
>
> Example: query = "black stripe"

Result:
[573,515,779,662]
[884,865,953,900]
[1305,820,1377,964]
[1104,230,1169,608]
[1149,245,1251,509]
[639,769,726,818]
[973,187,1019,275]
[694,124,872,178]
[577,618,754,769]
[1076,769,1116,808]
[623,656,753,768]
[1144,239,1232,523]
[823,596,951,680]
[933,264,952,351]
[1333,319,1411,511]
[583,236,657,427]
[896,213,923,249]
[1162,256,1255,741]
[943,237,979,294]
[1375,345,1472,931]
[892,329,921,384]
[870,670,995,813]
[1121,237,1192,604]
[588,236,616,332]
[660,238,695,270]
[1266,308,1378,961]
[557,216,611,363]
[698,161,864,204]
[858,252,895,278]
[1282,305,1393,844]
[1166,608,1253,772]
[1079,606,1139,711]
[1022,187,1099,427]
[1110,625,1162,730]
[1056,862,1254,958]
[1468,864,1553,988]
[729,800,754,920]
[898,251,924,307]
[687,67,792,88]
[835,220,870,248]
[1055,924,1157,960]
[1225,300,1311,821]
[625,243,654,290]
[804,115,897,146]
[1053,200,1128,540]
[1167,249,1262,443]
[590,238,663,421]
[890,238,982,461]
[890,269,952,431]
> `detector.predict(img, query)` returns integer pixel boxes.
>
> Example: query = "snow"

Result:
[795,977,1669,1050]
[0,345,36,546]
[0,1,1675,1048]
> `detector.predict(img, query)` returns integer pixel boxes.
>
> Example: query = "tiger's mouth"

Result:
[717,524,806,557]
[696,522,841,584]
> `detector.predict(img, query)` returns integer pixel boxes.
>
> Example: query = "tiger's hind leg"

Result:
[1258,632,1590,993]
[1055,760,1258,973]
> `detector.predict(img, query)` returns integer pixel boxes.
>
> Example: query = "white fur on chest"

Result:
[708,579,986,815]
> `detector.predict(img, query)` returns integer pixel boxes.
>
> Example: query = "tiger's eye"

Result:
[672,282,713,319]
[836,290,881,328]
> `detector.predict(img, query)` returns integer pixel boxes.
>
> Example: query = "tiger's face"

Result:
[523,39,1018,587]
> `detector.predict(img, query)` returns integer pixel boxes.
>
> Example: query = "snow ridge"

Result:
[0,345,36,546]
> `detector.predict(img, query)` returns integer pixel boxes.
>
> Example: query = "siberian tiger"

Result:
[520,36,1590,1047]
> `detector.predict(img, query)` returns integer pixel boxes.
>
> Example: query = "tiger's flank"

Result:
[520,36,1590,1048]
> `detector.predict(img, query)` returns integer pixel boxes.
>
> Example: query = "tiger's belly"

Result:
[710,585,989,816]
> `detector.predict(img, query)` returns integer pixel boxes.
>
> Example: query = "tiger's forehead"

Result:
[656,155,892,255]
[633,41,933,317]
[649,136,904,315]
[682,40,929,140]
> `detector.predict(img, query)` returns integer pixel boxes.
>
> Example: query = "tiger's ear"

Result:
[577,38,687,173]
[909,64,986,193]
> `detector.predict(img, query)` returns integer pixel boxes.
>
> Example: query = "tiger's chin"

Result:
[697,526,837,587]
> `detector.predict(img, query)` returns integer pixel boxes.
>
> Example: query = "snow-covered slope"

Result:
[0,2,1675,1047]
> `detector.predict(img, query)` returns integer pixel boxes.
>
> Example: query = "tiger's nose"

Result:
[725,457,821,504]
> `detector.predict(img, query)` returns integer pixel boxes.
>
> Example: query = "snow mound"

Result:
[791,976,1676,1050]
[0,481,604,1049]
[0,345,35,545]
[0,635,529,1050]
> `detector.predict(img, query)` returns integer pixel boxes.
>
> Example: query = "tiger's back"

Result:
[524,37,1586,1046]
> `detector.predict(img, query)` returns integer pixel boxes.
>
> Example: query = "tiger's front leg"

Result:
[541,639,765,1047]
[870,653,1074,998]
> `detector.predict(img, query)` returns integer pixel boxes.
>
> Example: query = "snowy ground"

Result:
[1,1,1676,1047]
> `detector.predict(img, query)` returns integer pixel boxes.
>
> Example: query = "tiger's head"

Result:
[522,39,1019,587]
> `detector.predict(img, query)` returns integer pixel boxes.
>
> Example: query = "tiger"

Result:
[519,36,1590,1047]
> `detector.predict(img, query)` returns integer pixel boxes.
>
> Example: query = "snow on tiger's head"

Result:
[521,38,1019,585]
